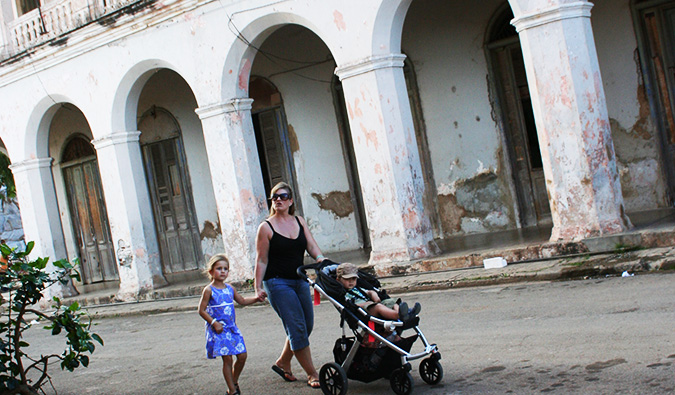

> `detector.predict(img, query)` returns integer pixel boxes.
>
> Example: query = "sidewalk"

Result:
[74,237,675,317]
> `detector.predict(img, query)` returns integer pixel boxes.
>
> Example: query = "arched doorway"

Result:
[487,4,550,227]
[61,136,118,283]
[138,107,203,274]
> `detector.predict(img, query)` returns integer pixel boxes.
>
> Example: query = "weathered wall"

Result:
[402,0,517,236]
[592,0,668,210]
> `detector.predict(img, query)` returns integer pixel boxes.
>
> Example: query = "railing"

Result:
[4,0,137,58]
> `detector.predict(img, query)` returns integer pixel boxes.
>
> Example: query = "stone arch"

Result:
[111,59,194,134]
[371,0,413,55]
[24,95,77,159]
[220,12,340,100]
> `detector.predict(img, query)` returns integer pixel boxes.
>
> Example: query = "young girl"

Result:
[198,254,263,395]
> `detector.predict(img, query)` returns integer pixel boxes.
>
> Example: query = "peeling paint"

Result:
[200,220,221,240]
[311,191,353,218]
[288,124,300,153]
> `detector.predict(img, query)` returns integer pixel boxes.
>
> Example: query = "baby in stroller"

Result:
[336,262,421,323]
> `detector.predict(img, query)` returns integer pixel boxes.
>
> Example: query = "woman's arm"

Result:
[298,216,325,262]
[254,222,272,299]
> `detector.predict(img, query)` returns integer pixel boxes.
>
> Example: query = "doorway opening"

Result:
[487,5,550,227]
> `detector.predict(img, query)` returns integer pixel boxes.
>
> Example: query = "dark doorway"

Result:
[250,76,302,211]
[487,6,550,226]
[62,136,118,283]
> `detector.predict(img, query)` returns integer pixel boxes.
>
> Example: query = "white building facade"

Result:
[0,0,672,299]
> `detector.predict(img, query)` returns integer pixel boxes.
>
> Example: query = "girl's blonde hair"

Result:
[269,181,295,216]
[205,253,229,280]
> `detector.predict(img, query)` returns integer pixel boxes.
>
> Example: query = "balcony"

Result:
[2,0,137,60]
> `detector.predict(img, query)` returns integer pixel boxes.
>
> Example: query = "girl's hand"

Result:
[256,288,267,301]
[212,321,224,334]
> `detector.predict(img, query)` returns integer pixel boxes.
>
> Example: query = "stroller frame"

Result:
[298,261,442,395]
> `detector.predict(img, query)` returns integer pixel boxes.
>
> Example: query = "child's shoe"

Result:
[398,302,409,321]
[409,302,421,318]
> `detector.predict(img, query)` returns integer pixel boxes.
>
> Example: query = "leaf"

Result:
[24,241,34,255]
[92,334,104,345]
[68,301,80,311]
[0,244,11,257]
[51,325,62,335]
[80,355,89,367]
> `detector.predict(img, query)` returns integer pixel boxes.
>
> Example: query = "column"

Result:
[335,54,438,269]
[9,158,77,299]
[512,1,631,241]
[92,131,166,300]
[195,99,268,281]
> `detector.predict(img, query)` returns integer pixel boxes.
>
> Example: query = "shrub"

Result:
[0,242,103,394]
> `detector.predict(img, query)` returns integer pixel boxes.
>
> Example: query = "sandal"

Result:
[272,365,297,382]
[307,377,321,388]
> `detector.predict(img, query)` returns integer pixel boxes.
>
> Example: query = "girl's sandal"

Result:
[307,377,321,389]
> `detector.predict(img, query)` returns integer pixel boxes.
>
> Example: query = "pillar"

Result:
[335,54,438,268]
[512,1,631,240]
[92,131,166,300]
[195,99,268,281]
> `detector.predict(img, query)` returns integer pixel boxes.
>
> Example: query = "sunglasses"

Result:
[270,193,291,201]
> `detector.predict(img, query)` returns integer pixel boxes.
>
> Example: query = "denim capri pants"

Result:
[263,277,314,351]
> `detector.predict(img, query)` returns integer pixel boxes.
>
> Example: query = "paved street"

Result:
[23,272,675,394]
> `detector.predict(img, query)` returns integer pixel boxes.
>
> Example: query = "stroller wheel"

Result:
[389,368,414,395]
[319,362,348,395]
[419,357,443,385]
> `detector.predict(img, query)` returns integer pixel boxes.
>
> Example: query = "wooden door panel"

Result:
[143,138,202,274]
[64,160,117,284]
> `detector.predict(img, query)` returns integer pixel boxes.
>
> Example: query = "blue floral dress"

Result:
[205,285,247,358]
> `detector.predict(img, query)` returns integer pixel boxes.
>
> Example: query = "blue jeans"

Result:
[263,277,314,351]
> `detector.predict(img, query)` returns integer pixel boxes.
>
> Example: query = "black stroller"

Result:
[297,260,442,395]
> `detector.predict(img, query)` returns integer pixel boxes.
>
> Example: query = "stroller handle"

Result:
[296,262,320,281]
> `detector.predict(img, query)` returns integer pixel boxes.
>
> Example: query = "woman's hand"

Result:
[212,321,224,334]
[256,287,267,301]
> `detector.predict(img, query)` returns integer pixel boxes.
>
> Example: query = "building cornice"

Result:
[91,130,142,149]
[195,98,254,120]
[334,54,406,81]
[512,2,593,33]
[8,157,53,173]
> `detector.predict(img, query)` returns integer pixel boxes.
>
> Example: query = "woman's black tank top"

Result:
[263,217,308,280]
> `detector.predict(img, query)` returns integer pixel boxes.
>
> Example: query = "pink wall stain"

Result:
[238,59,251,92]
[333,10,346,31]
[361,123,379,150]
[352,98,363,118]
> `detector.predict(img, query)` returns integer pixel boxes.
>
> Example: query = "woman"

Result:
[254,182,325,388]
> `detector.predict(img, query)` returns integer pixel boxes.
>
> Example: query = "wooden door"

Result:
[142,138,202,273]
[493,43,550,225]
[63,159,117,283]
[641,2,675,199]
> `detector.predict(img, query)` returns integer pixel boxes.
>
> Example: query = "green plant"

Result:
[0,153,15,200]
[0,242,103,394]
